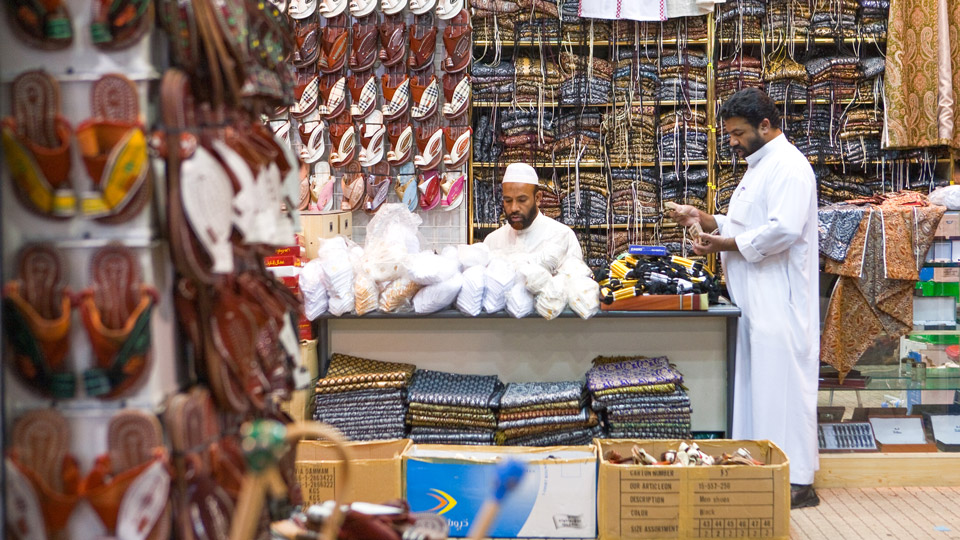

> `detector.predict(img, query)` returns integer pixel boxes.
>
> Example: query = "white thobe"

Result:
[578,0,725,20]
[484,213,583,262]
[714,134,820,485]
[665,0,727,17]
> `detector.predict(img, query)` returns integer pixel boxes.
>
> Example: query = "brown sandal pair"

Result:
[5,0,152,51]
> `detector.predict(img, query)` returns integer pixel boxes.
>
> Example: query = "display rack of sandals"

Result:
[713,0,954,228]
[469,4,717,272]
[281,0,473,248]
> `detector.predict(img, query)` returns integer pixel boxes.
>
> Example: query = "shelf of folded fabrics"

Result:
[717,36,886,45]
[316,304,740,320]
[716,98,886,106]
[718,157,953,167]
[820,365,960,391]
[472,99,708,108]
[473,222,666,230]
[474,38,710,47]
[474,160,710,168]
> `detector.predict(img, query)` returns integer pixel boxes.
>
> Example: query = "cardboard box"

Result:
[281,339,318,422]
[339,212,353,238]
[298,315,314,340]
[937,212,960,238]
[264,255,303,268]
[935,267,960,282]
[302,211,349,259]
[596,439,790,540]
[275,245,306,257]
[296,439,410,506]
[404,444,597,538]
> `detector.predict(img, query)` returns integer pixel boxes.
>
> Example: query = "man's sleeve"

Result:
[714,214,729,236]
[567,229,584,261]
[734,163,815,263]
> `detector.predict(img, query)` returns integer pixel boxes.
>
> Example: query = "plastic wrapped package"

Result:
[536,274,568,320]
[413,273,464,314]
[362,240,409,283]
[301,259,329,320]
[328,295,355,317]
[441,245,459,261]
[557,258,594,279]
[505,280,535,318]
[567,275,600,319]
[517,261,552,295]
[405,251,460,285]
[929,186,960,210]
[380,278,422,313]
[536,242,566,273]
[458,243,491,269]
[354,271,380,316]
[483,258,516,313]
[317,237,355,316]
[363,204,424,282]
[457,265,486,316]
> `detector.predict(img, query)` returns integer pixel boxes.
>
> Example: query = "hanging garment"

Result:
[577,0,666,21]
[884,0,960,149]
[664,0,726,18]
[714,134,819,485]
[484,212,584,263]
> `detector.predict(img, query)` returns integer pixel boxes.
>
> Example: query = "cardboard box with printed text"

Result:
[296,439,411,506]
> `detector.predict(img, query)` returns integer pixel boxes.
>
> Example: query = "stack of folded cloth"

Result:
[406,370,504,445]
[780,112,806,146]
[859,0,889,39]
[495,381,601,446]
[604,105,657,163]
[499,109,555,162]
[715,166,746,214]
[765,55,810,102]
[807,56,862,100]
[576,231,612,271]
[473,174,503,224]
[659,109,709,162]
[562,18,612,43]
[514,57,562,102]
[314,354,415,441]
[610,168,660,224]
[472,61,516,100]
[558,0,579,22]
[856,57,885,103]
[662,15,709,41]
[658,50,708,102]
[765,0,812,36]
[471,0,519,40]
[716,0,765,40]
[793,105,840,160]
[560,185,609,226]
[613,49,660,102]
[810,0,859,38]
[559,52,613,106]
[816,167,876,202]
[473,113,502,162]
[587,355,692,439]
[661,168,709,212]
[554,109,605,161]
[717,55,764,100]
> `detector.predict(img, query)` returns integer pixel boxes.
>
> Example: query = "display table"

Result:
[315,304,741,434]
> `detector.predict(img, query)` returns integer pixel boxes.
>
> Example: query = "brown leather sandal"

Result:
[348,13,380,73]
[378,14,407,68]
[441,9,471,74]
[292,19,320,68]
[317,14,349,74]
[407,13,437,72]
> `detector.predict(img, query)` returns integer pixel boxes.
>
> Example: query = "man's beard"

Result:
[509,206,537,230]
[732,131,765,158]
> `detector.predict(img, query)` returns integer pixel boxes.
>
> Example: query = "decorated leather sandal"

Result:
[297,110,326,164]
[348,14,379,72]
[410,73,439,120]
[340,162,365,211]
[78,244,158,399]
[382,0,407,15]
[292,19,320,68]
[409,0,438,16]
[442,125,472,167]
[379,14,407,67]
[328,120,356,167]
[318,74,347,119]
[394,162,419,212]
[348,0,375,17]
[83,410,171,540]
[407,13,437,71]
[348,73,378,120]
[363,162,391,215]
[358,111,386,167]
[417,168,441,211]
[318,0,347,17]
[436,0,464,19]
[2,244,75,399]
[442,72,470,119]
[381,72,410,121]
[413,124,443,170]
[441,9,471,74]
[290,70,320,119]
[298,162,311,210]
[287,0,317,19]
[317,14,349,73]
[310,161,335,211]
[75,74,152,224]
[6,410,81,539]
[4,0,73,49]
[90,0,153,50]
[386,121,413,166]
[440,167,466,211]
[1,70,76,218]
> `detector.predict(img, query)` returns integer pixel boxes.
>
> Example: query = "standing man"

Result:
[484,163,583,263]
[669,88,820,508]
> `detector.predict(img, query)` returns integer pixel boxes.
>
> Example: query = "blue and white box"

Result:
[404,445,598,538]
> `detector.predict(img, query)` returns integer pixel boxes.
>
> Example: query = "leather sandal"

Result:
[206,126,269,246]
[349,14,379,72]
[440,167,466,211]
[90,0,153,50]
[413,124,443,170]
[287,0,317,19]
[83,410,171,539]
[358,110,386,167]
[382,0,407,14]
[394,162,419,211]
[408,13,437,71]
[442,125,471,167]
[78,244,158,399]
[340,162,365,211]
[417,168,441,210]
[386,121,413,166]
[2,244,75,399]
[442,73,470,119]
[436,0,464,19]
[349,0,376,17]
[381,73,410,121]
[409,0,438,15]
[297,162,311,210]
[318,0,347,17]
[4,0,73,49]
[290,70,320,119]
[310,161,334,211]
[328,120,356,167]
[410,73,439,120]
[1,70,76,218]
[348,73,378,120]
[318,74,347,119]
[363,162,391,215]
[7,410,81,538]
[76,73,152,224]
[379,14,407,68]
[317,14,349,74]
[297,110,326,164]
[292,19,320,68]
[441,9,471,74]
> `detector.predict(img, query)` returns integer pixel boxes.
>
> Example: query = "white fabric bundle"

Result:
[930,185,960,210]
[300,259,329,320]
[405,251,460,285]
[517,261,552,295]
[536,274,568,320]
[458,243,491,269]
[483,258,516,313]
[505,280,535,318]
[567,275,601,320]
[354,271,379,316]
[414,273,464,314]
[558,258,594,280]
[379,278,422,313]
[317,237,355,316]
[535,242,566,274]
[457,265,486,316]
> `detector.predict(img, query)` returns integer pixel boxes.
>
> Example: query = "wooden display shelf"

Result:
[474,38,710,47]
[473,99,708,108]
[815,452,960,488]
[601,293,709,311]
[474,222,668,230]
[718,36,886,45]
[474,160,710,168]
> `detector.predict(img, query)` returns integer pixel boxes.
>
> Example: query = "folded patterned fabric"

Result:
[587,356,683,392]
[406,415,498,430]
[408,402,496,416]
[410,433,495,444]
[592,383,677,398]
[410,426,496,436]
[498,417,600,441]
[498,408,594,430]
[506,425,603,447]
[315,380,407,394]
[498,407,584,422]
[408,370,503,408]
[315,388,404,404]
[327,354,416,378]
[407,409,497,423]
[499,380,585,409]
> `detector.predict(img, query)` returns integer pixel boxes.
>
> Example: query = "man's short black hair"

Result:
[719,88,781,129]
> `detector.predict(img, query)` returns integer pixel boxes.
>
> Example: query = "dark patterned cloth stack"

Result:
[495,381,601,446]
[765,0,812,35]
[406,370,504,445]
[809,0,859,38]
[659,109,708,162]
[605,105,658,163]
[657,51,708,102]
[716,55,764,100]
[560,185,609,227]
[716,0,765,40]
[806,56,862,101]
[613,49,660,102]
[313,354,416,441]
[587,355,692,439]
[859,0,889,38]
[471,61,515,100]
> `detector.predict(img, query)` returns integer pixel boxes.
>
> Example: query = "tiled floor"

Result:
[791,487,960,539]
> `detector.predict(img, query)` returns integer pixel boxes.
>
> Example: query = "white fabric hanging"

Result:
[665,0,725,18]
[578,0,666,21]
